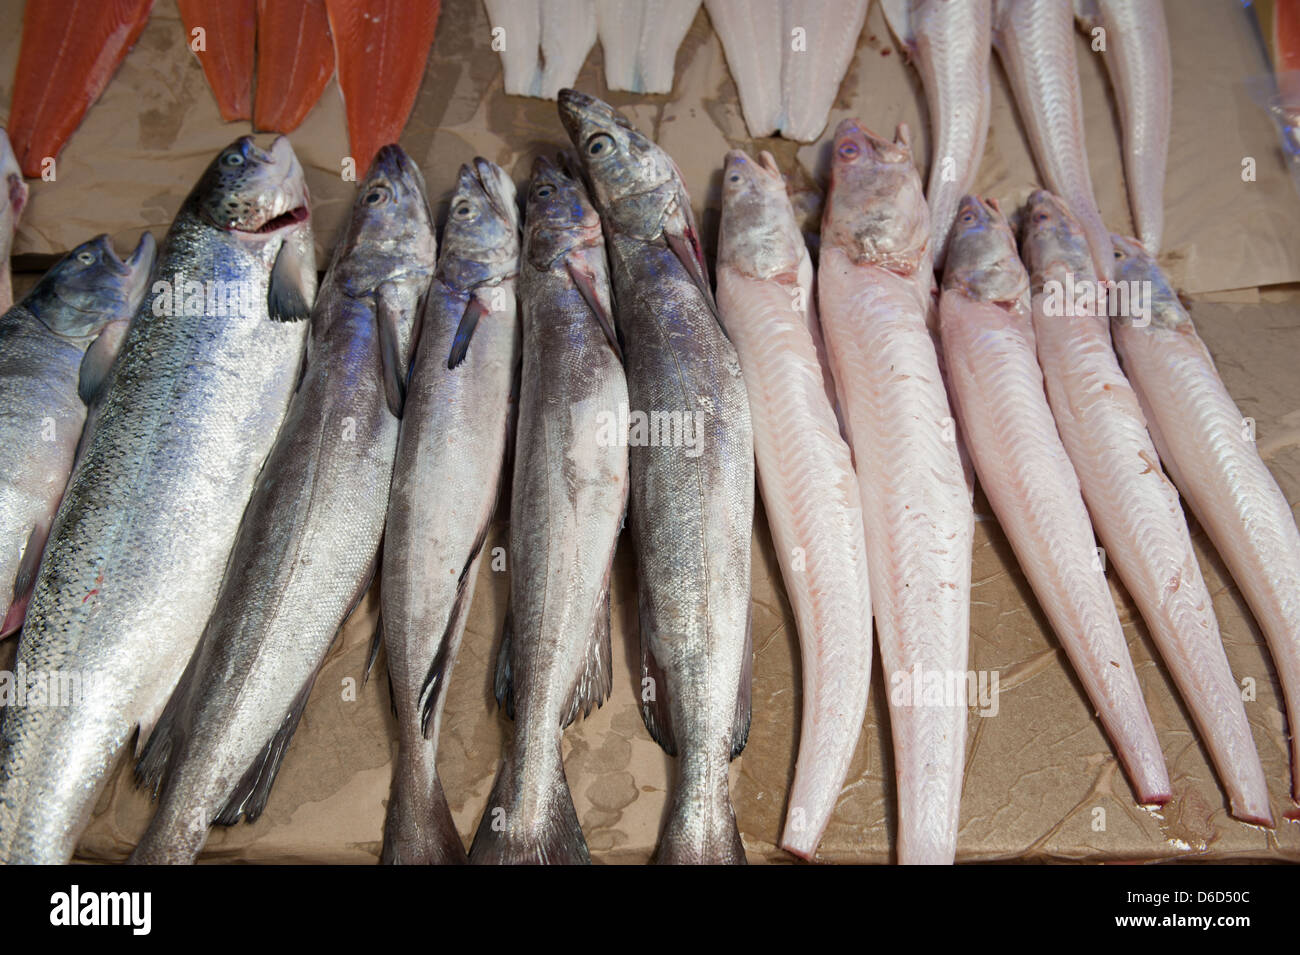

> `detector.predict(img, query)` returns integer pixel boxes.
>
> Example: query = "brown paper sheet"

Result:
[0,0,1297,862]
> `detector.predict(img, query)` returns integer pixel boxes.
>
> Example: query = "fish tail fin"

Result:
[468,747,589,865]
[655,768,747,865]
[380,756,467,865]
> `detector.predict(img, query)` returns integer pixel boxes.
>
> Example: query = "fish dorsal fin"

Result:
[446,292,490,370]
[420,520,489,735]
[565,256,622,361]
[560,562,614,728]
[637,588,678,756]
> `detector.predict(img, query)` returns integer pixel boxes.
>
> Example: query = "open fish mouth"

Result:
[243,204,310,234]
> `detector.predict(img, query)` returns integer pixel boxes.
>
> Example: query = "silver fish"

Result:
[380,158,520,865]
[0,136,315,864]
[469,156,627,864]
[128,146,435,864]
[0,233,155,639]
[558,89,755,865]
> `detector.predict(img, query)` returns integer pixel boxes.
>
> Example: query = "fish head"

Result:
[0,128,28,227]
[1110,233,1184,331]
[523,154,603,270]
[332,145,437,297]
[717,150,804,279]
[437,158,521,291]
[822,119,928,272]
[194,136,311,243]
[1019,190,1094,287]
[28,232,156,338]
[556,89,678,232]
[942,195,1028,304]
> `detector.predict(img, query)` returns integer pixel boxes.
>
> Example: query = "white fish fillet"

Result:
[707,0,867,142]
[818,121,972,863]
[596,0,699,93]
[1022,193,1270,824]
[0,130,28,313]
[484,0,596,99]
[883,0,993,270]
[705,0,784,136]
[993,0,1113,280]
[716,149,872,860]
[939,196,1169,805]
[1111,234,1300,803]
[1075,0,1170,252]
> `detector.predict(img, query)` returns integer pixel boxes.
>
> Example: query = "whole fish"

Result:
[380,158,520,865]
[882,0,993,270]
[992,0,1113,280]
[1073,0,1170,253]
[558,89,755,864]
[938,195,1169,806]
[0,136,315,865]
[129,146,434,864]
[1,130,28,313]
[1020,191,1270,824]
[470,156,627,864]
[0,233,155,639]
[817,120,973,865]
[1111,234,1300,803]
[715,148,872,860]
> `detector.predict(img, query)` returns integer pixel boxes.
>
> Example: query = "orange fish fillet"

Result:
[1277,0,1300,74]
[325,0,441,173]
[254,0,335,133]
[6,0,154,178]
[177,0,256,122]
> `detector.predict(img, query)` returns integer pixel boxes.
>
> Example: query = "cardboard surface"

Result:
[0,0,1297,862]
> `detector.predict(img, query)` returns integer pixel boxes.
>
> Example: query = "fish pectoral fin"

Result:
[565,257,622,361]
[446,293,491,370]
[77,318,128,407]
[2,518,50,636]
[268,233,316,323]
[561,570,614,729]
[377,281,410,417]
[637,589,678,757]
[731,601,753,759]
[214,669,321,826]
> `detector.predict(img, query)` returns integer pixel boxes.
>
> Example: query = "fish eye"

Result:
[223,150,245,167]
[838,141,860,160]
[363,186,390,206]
[454,201,474,217]
[1033,211,1049,223]
[76,251,96,265]
[728,173,741,183]
[960,212,975,224]
[535,184,555,199]
[586,134,615,157]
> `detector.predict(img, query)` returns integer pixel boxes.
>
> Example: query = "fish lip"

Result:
[469,157,518,228]
[228,135,311,235]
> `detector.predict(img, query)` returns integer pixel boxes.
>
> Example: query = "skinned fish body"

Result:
[470,156,627,865]
[380,158,520,865]
[1073,0,1170,253]
[128,146,435,865]
[882,0,992,270]
[559,89,754,864]
[992,0,1112,280]
[0,233,155,639]
[817,120,972,865]
[1021,191,1269,824]
[716,148,872,861]
[0,136,315,864]
[1111,234,1300,803]
[939,195,1169,807]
